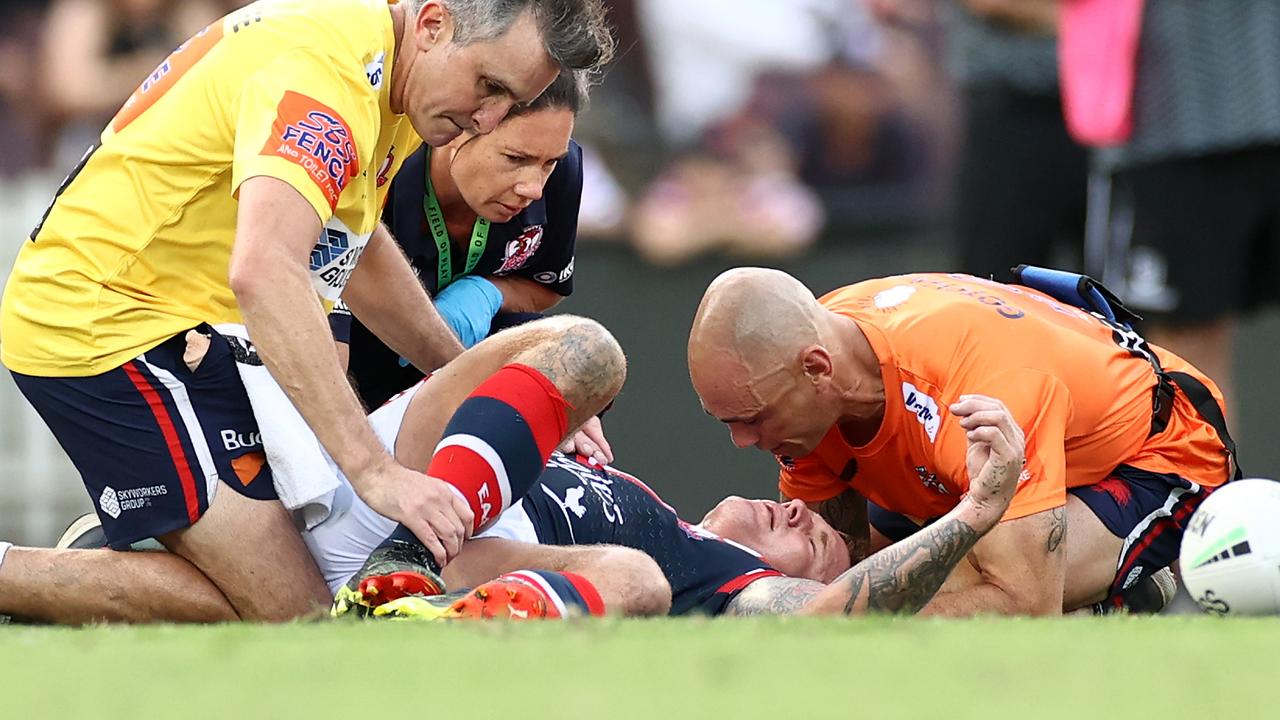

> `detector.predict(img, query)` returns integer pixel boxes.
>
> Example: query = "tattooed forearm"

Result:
[815,489,870,563]
[836,516,981,615]
[1046,506,1066,553]
[725,577,826,616]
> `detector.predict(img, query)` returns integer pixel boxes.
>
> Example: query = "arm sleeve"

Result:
[937,368,1072,521]
[514,141,581,296]
[779,454,846,503]
[231,50,375,222]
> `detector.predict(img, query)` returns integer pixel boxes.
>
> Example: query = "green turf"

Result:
[2,616,1274,719]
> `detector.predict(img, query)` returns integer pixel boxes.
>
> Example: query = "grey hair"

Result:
[408,0,615,73]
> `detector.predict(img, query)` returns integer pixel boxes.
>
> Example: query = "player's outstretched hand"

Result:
[359,460,474,567]
[558,415,613,465]
[950,394,1025,522]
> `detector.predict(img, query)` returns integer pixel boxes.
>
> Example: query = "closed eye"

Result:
[482,78,511,98]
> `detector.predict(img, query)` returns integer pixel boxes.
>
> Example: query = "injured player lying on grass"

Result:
[320,378,1025,620]
[0,372,1023,624]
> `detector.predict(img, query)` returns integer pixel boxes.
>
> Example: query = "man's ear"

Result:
[799,345,833,383]
[414,0,451,52]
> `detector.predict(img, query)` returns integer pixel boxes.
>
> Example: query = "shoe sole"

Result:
[1151,567,1178,608]
[54,513,104,550]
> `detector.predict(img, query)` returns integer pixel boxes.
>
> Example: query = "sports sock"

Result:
[500,570,606,619]
[0,542,12,571]
[426,363,569,531]
[373,364,570,564]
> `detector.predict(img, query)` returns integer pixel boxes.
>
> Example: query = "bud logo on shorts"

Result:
[262,91,359,211]
[902,382,941,442]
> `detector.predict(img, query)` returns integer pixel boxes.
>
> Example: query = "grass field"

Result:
[3,616,1275,719]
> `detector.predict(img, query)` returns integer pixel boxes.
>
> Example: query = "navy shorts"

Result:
[11,325,276,549]
[1068,465,1214,607]
[868,464,1216,608]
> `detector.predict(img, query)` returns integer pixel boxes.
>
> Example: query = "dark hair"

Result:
[508,70,589,118]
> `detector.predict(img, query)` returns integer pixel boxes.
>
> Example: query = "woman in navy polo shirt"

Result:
[334,72,585,409]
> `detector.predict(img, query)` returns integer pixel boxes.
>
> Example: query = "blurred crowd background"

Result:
[2,0,1279,545]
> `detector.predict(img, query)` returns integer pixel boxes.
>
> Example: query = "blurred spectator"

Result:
[0,0,48,176]
[872,0,1087,281]
[1078,0,1280,409]
[627,0,940,265]
[40,0,232,170]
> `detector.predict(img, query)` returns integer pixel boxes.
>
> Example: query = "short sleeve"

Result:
[938,369,1071,521]
[779,454,846,503]
[232,50,373,222]
[514,141,581,296]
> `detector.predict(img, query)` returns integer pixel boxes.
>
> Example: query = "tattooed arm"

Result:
[919,505,1067,616]
[799,498,990,615]
[919,391,1067,617]
[800,394,1026,616]
[724,577,827,616]
[726,514,984,617]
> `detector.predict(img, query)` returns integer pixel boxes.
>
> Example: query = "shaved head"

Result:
[688,267,823,378]
[688,268,884,459]
[688,268,843,456]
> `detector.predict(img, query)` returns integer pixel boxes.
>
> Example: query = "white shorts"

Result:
[302,382,539,593]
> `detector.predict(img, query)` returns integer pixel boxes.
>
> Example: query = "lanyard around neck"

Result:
[423,149,489,290]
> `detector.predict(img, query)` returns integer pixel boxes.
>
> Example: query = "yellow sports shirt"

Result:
[1,0,420,376]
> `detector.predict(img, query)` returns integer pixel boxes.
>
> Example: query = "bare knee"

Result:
[512,315,627,419]
[161,491,331,622]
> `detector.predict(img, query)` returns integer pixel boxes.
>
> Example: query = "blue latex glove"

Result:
[433,275,504,349]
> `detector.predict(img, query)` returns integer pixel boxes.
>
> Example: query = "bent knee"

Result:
[160,495,332,623]
[550,316,626,383]
[514,316,627,406]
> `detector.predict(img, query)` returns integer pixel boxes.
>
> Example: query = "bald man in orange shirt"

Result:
[689,268,1235,616]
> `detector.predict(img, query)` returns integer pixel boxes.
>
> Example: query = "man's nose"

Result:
[728,423,756,449]
[471,98,514,135]
[783,498,808,528]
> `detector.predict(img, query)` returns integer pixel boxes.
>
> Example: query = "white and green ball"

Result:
[1179,478,1280,616]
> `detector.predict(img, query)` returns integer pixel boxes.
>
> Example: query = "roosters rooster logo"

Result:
[495,225,543,274]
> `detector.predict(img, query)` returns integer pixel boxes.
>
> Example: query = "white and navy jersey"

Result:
[518,454,783,616]
[303,385,780,614]
[334,141,582,408]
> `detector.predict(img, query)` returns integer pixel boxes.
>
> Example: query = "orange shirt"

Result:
[779,274,1231,521]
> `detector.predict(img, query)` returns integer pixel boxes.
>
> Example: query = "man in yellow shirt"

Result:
[0,0,614,620]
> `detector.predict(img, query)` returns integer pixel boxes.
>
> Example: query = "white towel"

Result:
[213,323,339,530]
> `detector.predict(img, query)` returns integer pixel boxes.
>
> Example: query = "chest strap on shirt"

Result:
[1011,265,1242,479]
[1166,371,1243,481]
